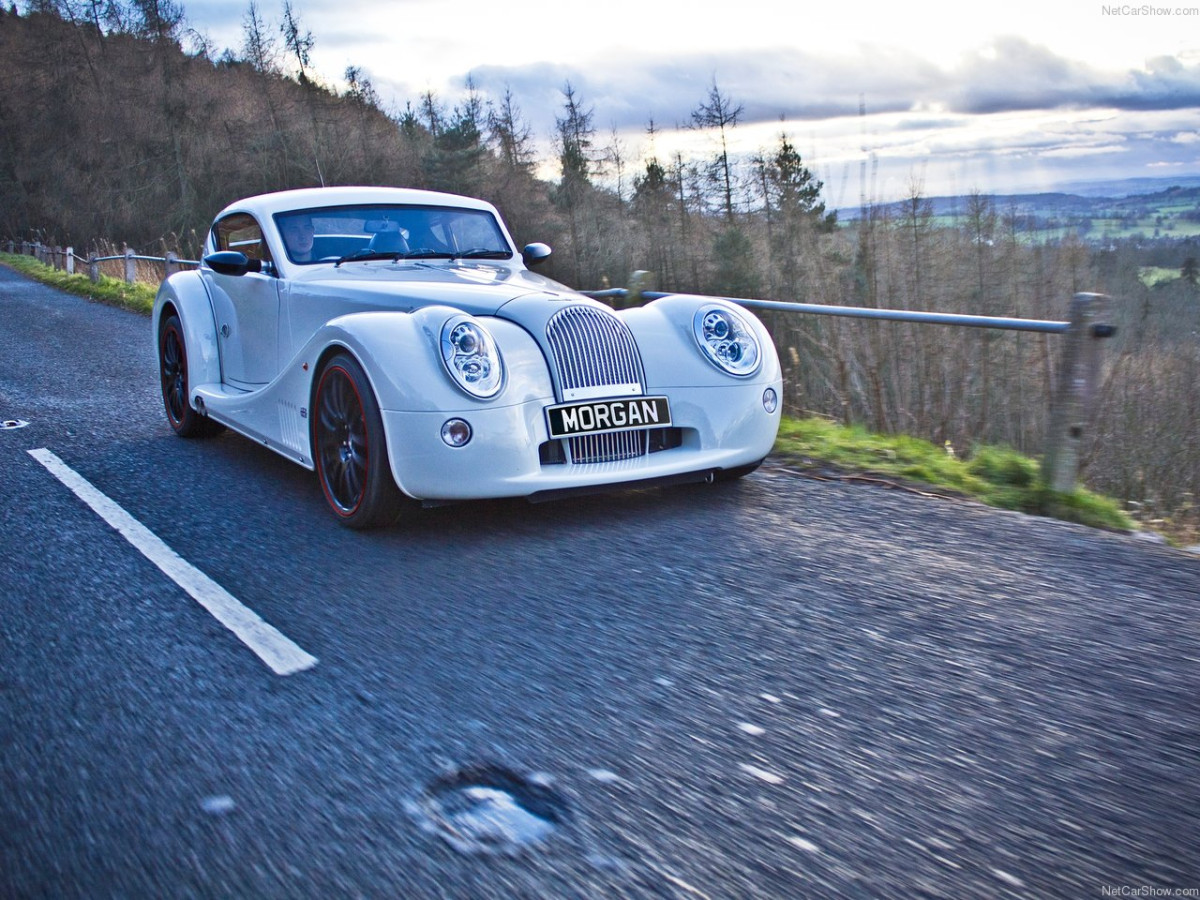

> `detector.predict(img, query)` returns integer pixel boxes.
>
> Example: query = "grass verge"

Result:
[774,417,1135,533]
[0,252,156,314]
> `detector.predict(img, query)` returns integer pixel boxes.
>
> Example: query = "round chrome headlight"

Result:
[440,316,504,398]
[693,306,761,376]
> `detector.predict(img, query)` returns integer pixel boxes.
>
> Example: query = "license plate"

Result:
[546,396,672,438]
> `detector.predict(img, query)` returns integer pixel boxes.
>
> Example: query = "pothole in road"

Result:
[409,763,570,856]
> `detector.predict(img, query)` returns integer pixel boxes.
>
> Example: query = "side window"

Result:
[213,213,271,262]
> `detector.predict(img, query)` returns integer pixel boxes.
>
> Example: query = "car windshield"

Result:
[273,204,513,265]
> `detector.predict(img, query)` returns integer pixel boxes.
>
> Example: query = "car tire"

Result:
[313,353,411,529]
[159,314,224,438]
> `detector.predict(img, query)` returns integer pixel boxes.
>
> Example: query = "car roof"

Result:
[215,186,500,221]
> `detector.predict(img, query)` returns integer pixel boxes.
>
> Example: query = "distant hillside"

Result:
[1054,175,1200,198]
[837,179,1200,242]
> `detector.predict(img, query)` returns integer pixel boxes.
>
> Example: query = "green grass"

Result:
[0,252,156,314]
[774,416,1134,533]
[1138,266,1185,288]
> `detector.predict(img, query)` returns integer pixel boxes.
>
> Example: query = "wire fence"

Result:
[3,240,199,285]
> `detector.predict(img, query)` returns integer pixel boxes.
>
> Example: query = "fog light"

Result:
[441,418,472,447]
[762,388,778,414]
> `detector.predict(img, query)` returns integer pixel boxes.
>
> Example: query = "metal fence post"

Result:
[1042,292,1112,493]
[624,270,655,308]
[123,246,135,284]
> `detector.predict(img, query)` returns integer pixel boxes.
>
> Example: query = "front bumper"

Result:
[382,380,781,502]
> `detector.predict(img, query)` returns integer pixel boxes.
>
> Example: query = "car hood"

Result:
[290,261,582,316]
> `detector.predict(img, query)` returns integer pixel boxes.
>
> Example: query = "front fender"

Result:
[309,307,555,413]
[297,307,556,498]
[621,293,783,389]
[152,271,220,388]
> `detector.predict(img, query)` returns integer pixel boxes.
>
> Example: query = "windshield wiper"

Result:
[334,248,458,266]
[334,248,509,267]
[400,249,454,259]
[451,248,513,260]
[334,250,403,267]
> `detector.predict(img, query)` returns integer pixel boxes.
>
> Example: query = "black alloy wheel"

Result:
[159,314,223,438]
[313,354,409,528]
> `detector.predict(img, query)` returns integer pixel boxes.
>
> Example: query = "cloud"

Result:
[950,40,1200,114]
[458,36,1200,137]
[466,46,933,131]
[178,0,1198,198]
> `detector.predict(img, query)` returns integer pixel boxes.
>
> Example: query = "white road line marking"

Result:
[28,448,318,676]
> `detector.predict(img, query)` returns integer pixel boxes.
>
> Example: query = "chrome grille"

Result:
[546,306,644,398]
[568,430,649,464]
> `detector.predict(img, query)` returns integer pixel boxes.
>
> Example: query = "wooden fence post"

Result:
[123,246,136,284]
[165,251,179,278]
[88,253,99,282]
[65,247,74,275]
[1042,292,1113,493]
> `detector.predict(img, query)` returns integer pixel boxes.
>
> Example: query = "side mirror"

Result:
[522,243,552,268]
[204,251,263,277]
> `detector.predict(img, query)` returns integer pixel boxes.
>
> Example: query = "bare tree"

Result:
[691,77,743,222]
[128,0,184,43]
[241,1,279,74]
[556,81,595,188]
[343,65,379,108]
[279,0,312,85]
[486,85,535,174]
[419,88,443,135]
[604,124,628,205]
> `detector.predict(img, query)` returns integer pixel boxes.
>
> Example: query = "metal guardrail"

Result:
[584,288,1074,334]
[584,281,1114,493]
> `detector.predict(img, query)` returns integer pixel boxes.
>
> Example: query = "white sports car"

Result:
[153,187,782,527]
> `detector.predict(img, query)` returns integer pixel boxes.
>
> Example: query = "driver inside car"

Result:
[279,213,315,262]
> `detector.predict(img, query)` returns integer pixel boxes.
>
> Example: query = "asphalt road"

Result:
[2,265,1198,899]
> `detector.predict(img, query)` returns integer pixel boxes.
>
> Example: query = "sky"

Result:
[179,0,1200,204]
